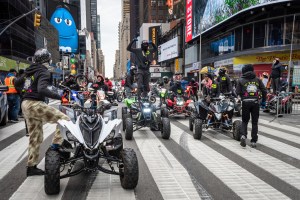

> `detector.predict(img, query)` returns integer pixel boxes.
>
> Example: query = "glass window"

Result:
[243,24,253,50]
[286,15,300,45]
[254,21,266,48]
[269,18,284,46]
[235,27,242,51]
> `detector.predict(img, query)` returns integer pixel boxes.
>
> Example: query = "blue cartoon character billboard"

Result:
[50,6,78,53]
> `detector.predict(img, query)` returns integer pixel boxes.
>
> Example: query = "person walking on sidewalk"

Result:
[4,69,20,123]
[236,64,267,148]
[15,48,70,176]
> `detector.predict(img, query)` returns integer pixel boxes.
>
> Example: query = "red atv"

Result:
[263,91,293,114]
[162,94,192,118]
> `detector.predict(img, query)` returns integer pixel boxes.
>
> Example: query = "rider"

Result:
[14,48,70,176]
[159,76,171,90]
[124,66,137,97]
[236,64,267,148]
[92,75,108,92]
[63,75,80,91]
[217,67,232,94]
[105,77,113,91]
[202,73,220,100]
[188,78,199,101]
[169,80,184,101]
[127,39,157,99]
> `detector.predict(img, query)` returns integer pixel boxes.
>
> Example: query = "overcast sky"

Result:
[98,0,121,78]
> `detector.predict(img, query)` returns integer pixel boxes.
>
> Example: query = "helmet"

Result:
[141,40,149,51]
[175,80,181,86]
[33,48,52,64]
[191,78,195,83]
[163,76,169,83]
[130,66,137,74]
[219,67,226,76]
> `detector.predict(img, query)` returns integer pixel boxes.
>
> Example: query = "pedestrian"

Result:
[127,39,157,98]
[270,58,282,94]
[236,64,267,148]
[4,69,20,123]
[14,48,70,176]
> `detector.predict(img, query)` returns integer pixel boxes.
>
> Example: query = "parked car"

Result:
[0,85,8,126]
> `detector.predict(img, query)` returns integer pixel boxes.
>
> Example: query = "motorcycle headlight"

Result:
[143,108,152,113]
[177,101,184,106]
[66,131,78,142]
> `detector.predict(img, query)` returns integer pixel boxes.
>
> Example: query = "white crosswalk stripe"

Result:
[1,112,300,199]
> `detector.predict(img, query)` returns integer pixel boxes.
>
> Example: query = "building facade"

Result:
[113,50,121,79]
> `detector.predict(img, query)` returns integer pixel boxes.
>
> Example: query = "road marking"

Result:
[86,165,136,200]
[172,121,289,200]
[0,124,55,180]
[134,129,201,200]
[0,122,25,142]
[259,119,300,135]
[49,100,61,106]
[9,158,70,200]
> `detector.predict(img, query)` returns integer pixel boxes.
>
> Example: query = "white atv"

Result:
[44,104,138,195]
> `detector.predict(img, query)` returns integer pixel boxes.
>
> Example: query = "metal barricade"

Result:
[275,92,300,117]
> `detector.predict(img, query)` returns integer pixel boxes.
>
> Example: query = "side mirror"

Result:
[0,85,8,92]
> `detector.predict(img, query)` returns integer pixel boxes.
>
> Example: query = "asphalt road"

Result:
[0,99,300,200]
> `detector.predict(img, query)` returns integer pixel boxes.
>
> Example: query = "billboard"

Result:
[149,26,160,63]
[186,0,272,43]
[210,35,235,55]
[158,37,179,62]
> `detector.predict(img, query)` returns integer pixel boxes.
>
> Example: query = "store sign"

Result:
[292,66,300,86]
[234,51,300,65]
[175,58,183,74]
[150,66,171,73]
[149,26,160,62]
[214,58,234,68]
[185,0,193,42]
[158,37,179,62]
[151,73,161,78]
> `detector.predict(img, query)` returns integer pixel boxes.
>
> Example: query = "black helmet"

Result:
[163,76,169,83]
[219,67,226,76]
[130,66,137,74]
[33,48,52,64]
[191,78,195,83]
[141,40,149,51]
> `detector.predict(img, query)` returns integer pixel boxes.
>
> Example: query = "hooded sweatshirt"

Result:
[14,63,61,101]
[236,71,267,102]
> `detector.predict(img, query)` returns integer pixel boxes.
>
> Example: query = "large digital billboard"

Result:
[186,0,276,43]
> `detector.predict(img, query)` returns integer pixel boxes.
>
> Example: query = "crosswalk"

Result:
[0,101,300,200]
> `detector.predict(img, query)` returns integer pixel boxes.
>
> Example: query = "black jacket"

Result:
[217,74,232,93]
[271,62,282,79]
[203,82,220,98]
[14,63,61,101]
[124,73,134,89]
[127,41,157,71]
[236,71,267,102]
[170,84,183,95]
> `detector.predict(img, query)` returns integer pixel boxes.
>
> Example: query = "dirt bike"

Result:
[45,104,138,195]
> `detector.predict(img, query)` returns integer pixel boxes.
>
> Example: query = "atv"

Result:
[123,97,171,140]
[189,93,242,141]
[44,104,138,195]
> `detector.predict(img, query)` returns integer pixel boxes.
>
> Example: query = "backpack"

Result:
[22,75,34,93]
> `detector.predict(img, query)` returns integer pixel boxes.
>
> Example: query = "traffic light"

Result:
[34,13,41,27]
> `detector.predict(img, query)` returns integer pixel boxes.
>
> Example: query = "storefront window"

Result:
[235,27,242,51]
[243,24,253,50]
[268,18,283,46]
[286,15,300,45]
[254,21,266,48]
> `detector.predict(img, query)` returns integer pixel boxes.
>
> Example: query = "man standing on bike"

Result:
[217,67,232,94]
[14,48,70,176]
[270,58,283,94]
[127,39,157,99]
[124,66,137,98]
[236,64,267,148]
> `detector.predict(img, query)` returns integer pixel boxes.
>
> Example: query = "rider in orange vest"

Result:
[4,69,20,122]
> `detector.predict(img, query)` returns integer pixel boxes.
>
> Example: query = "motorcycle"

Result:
[149,84,159,103]
[264,91,293,114]
[45,104,139,195]
[189,93,242,140]
[59,85,84,107]
[116,86,125,102]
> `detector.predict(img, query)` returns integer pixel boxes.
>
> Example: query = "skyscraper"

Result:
[97,15,101,49]
[90,0,97,41]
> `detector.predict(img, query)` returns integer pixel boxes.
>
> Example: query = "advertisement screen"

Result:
[158,37,179,62]
[210,35,235,55]
[186,0,273,43]
[149,26,160,63]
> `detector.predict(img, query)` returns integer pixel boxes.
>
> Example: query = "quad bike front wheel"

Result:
[119,148,139,189]
[193,119,203,140]
[232,120,242,141]
[123,113,131,131]
[189,118,194,131]
[125,118,134,140]
[161,118,171,139]
[44,148,61,195]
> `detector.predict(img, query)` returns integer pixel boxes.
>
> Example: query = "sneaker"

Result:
[251,142,257,148]
[27,165,45,176]
[10,119,19,123]
[240,135,246,147]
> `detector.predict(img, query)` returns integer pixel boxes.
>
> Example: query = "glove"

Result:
[261,101,266,109]
[133,38,138,42]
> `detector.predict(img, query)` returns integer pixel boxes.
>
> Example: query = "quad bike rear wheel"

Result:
[125,118,133,140]
[119,148,139,189]
[232,120,242,141]
[193,119,203,140]
[161,118,171,139]
[44,148,61,195]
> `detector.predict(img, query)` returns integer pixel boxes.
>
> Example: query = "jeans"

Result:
[137,70,150,98]
[7,94,20,121]
[241,100,260,143]
[271,78,281,94]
